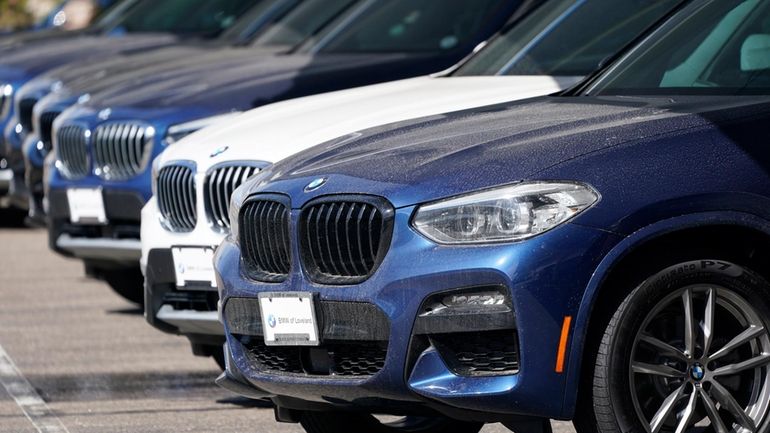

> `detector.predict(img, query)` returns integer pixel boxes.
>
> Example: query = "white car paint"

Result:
[140,74,582,334]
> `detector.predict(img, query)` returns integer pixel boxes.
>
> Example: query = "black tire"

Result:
[590,259,770,433]
[102,268,145,306]
[0,208,28,227]
[300,412,484,433]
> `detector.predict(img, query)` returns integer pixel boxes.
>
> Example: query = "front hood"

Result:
[82,52,438,112]
[244,95,770,208]
[45,45,283,98]
[0,34,180,77]
[159,75,582,171]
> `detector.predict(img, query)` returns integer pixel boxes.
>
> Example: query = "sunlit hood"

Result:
[159,75,583,172]
[243,95,770,208]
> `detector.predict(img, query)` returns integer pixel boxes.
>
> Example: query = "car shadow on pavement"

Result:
[106,307,144,315]
[27,371,230,403]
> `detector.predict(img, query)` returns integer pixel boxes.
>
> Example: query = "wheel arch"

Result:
[562,210,770,418]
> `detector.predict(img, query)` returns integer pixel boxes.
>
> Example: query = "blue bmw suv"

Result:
[216,0,770,432]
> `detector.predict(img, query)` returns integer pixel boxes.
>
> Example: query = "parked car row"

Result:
[2,0,770,432]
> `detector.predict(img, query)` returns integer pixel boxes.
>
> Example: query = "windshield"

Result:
[101,0,262,37]
[456,0,682,77]
[312,0,513,54]
[252,0,360,47]
[589,0,770,95]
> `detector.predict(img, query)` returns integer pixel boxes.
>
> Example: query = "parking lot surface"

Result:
[0,226,575,433]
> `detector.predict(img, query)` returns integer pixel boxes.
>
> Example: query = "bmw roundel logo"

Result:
[210,146,229,158]
[267,314,277,328]
[98,108,112,120]
[690,363,705,381]
[304,177,327,193]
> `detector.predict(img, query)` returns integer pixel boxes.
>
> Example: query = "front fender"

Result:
[561,210,770,416]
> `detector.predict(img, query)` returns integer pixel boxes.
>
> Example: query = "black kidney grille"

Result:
[157,165,196,232]
[300,198,393,284]
[39,111,61,151]
[205,164,261,231]
[240,199,291,282]
[56,125,89,180]
[18,98,37,132]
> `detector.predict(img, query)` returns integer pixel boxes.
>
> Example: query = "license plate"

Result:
[67,188,106,224]
[259,292,319,346]
[172,247,216,289]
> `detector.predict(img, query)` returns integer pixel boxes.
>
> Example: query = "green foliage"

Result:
[0,0,33,30]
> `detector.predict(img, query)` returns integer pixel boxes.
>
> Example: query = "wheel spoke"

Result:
[710,325,766,362]
[710,379,757,431]
[640,334,688,361]
[703,288,716,358]
[650,384,687,433]
[712,353,770,377]
[674,390,697,433]
[632,361,685,378]
[698,387,729,433]
[683,289,695,358]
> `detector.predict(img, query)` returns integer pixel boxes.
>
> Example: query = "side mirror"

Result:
[741,34,770,72]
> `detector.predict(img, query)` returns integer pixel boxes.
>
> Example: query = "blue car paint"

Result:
[45,0,528,228]
[215,94,770,419]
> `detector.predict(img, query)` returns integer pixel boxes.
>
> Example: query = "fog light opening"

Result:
[422,288,510,316]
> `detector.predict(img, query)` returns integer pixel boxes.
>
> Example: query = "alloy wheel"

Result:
[630,285,770,433]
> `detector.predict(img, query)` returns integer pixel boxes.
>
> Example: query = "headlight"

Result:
[228,182,252,243]
[165,112,241,145]
[0,84,13,119]
[412,182,599,245]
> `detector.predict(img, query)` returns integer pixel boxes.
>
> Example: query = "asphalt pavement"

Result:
[0,224,576,433]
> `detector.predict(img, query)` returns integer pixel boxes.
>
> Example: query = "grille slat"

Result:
[56,125,89,179]
[344,204,363,276]
[203,164,260,231]
[93,123,153,180]
[157,165,196,232]
[240,198,290,282]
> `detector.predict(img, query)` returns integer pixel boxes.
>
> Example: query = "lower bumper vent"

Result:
[239,336,387,377]
[431,330,520,376]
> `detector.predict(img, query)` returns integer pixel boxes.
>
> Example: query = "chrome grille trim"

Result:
[55,125,89,180]
[93,122,154,180]
[204,164,261,231]
[157,164,196,232]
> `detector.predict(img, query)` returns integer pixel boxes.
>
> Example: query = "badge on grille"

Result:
[304,177,327,192]
[210,146,229,158]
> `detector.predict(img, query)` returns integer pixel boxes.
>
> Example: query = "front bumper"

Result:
[47,186,145,263]
[0,168,11,196]
[141,197,226,346]
[216,206,619,421]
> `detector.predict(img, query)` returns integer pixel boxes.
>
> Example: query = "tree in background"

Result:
[0,0,33,30]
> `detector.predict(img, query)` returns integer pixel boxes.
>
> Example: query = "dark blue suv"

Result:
[216,0,770,432]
